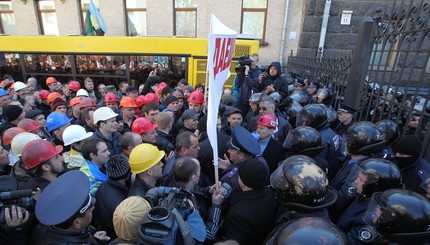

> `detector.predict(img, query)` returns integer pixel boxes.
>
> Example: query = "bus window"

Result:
[24,54,71,75]
[76,55,126,76]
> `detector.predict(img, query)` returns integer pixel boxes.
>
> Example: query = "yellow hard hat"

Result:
[129,143,165,174]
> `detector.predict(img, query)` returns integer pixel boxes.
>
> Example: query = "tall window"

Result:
[37,0,59,35]
[0,1,16,35]
[241,0,268,41]
[174,0,197,37]
[125,0,147,36]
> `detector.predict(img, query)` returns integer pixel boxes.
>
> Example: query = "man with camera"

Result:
[257,61,289,99]
[234,54,261,113]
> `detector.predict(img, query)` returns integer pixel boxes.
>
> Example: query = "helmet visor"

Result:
[283,131,295,149]
[270,162,289,191]
[363,192,396,229]
[295,113,309,128]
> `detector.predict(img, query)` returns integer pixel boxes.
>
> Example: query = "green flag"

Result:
[84,11,95,36]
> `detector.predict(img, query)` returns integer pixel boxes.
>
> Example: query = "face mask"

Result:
[395,156,418,169]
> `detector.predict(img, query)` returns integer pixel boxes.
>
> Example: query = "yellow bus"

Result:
[0,36,259,88]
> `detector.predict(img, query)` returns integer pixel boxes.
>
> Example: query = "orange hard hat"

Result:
[257,114,278,129]
[69,97,81,108]
[46,77,58,86]
[79,97,97,110]
[132,117,156,135]
[47,92,63,104]
[104,92,118,103]
[119,96,137,108]
[39,90,50,99]
[17,118,41,132]
[3,127,26,145]
[188,91,204,104]
[136,95,145,108]
[143,92,159,105]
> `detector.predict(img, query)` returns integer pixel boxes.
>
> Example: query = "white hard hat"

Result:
[76,89,89,97]
[14,81,28,92]
[11,132,41,156]
[62,124,93,146]
[93,107,118,124]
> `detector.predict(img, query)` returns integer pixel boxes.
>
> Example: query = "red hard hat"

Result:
[104,92,118,103]
[156,82,168,95]
[257,114,278,129]
[132,117,157,135]
[188,91,204,104]
[68,81,81,92]
[17,118,41,132]
[136,95,145,108]
[3,127,26,145]
[21,139,63,170]
[143,92,159,105]
[119,96,137,108]
[39,90,50,99]
[69,97,81,108]
[79,97,97,110]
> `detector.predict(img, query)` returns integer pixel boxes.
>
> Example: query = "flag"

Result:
[84,0,107,36]
[84,10,95,36]
[207,15,237,168]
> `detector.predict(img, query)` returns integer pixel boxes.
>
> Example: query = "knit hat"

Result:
[51,97,67,111]
[113,196,151,241]
[184,85,194,93]
[239,159,268,190]
[4,105,23,122]
[25,109,44,120]
[165,95,178,106]
[393,135,422,157]
[106,154,131,180]
[162,87,173,96]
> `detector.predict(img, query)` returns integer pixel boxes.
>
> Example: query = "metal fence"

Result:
[287,0,430,160]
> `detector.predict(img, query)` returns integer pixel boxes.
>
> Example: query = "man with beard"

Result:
[257,61,289,99]
[19,139,66,191]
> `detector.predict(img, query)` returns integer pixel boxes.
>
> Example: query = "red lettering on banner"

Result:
[213,37,234,80]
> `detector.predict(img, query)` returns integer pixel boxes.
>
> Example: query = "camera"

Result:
[235,55,253,74]
[0,189,33,224]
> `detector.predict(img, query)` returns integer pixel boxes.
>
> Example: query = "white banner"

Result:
[207,15,237,166]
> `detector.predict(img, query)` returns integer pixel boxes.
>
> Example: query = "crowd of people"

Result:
[0,53,430,245]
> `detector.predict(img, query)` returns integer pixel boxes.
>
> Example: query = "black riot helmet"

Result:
[356,158,402,198]
[295,104,328,130]
[289,90,307,106]
[274,217,347,245]
[270,155,336,210]
[363,189,430,243]
[283,126,326,157]
[346,121,386,155]
[375,119,400,146]
[269,92,282,107]
[315,88,333,105]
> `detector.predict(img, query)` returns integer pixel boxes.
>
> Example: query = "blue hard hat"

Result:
[0,89,9,97]
[46,112,71,132]
[227,125,260,155]
[35,170,91,226]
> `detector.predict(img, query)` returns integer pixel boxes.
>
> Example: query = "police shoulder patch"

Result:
[359,226,378,242]
[226,167,239,178]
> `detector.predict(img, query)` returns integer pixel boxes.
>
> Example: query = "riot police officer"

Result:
[363,189,430,244]
[336,158,402,244]
[375,119,400,161]
[265,155,337,244]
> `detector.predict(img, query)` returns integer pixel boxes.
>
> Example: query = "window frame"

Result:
[240,0,269,44]
[124,0,147,36]
[0,0,14,34]
[36,0,59,35]
[173,0,197,37]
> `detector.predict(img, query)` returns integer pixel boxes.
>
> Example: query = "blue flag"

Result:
[87,0,107,35]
